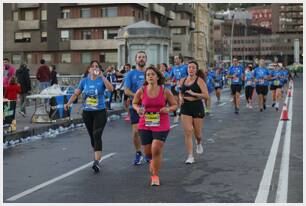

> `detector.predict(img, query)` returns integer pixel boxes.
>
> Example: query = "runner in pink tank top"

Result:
[133,66,177,186]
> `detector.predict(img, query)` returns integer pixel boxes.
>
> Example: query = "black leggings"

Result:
[82,109,107,151]
[245,86,254,102]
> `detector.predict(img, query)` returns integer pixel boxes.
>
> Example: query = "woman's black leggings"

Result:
[82,109,107,151]
[245,86,254,103]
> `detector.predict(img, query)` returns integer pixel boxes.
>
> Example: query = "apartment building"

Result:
[3,3,174,74]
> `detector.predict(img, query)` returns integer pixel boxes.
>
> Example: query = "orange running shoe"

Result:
[151,175,160,186]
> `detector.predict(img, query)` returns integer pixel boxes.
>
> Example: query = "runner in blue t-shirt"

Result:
[214,67,223,104]
[169,55,188,123]
[254,58,271,112]
[160,63,172,90]
[270,64,284,111]
[228,58,244,114]
[244,65,255,109]
[204,68,215,115]
[124,51,147,165]
[65,60,114,173]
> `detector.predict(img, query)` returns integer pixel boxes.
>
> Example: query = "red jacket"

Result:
[5,83,21,100]
[36,65,51,82]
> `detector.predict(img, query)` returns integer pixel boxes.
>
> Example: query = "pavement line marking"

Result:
[255,95,289,203]
[218,102,227,107]
[170,124,178,129]
[6,152,116,202]
[275,86,294,202]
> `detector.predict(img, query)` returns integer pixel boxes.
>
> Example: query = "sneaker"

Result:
[235,107,239,114]
[124,116,130,121]
[275,103,279,111]
[263,104,266,110]
[272,102,275,107]
[92,161,100,173]
[151,175,160,186]
[185,155,195,164]
[249,105,253,109]
[196,143,203,154]
[173,115,179,123]
[144,155,151,163]
[134,152,143,165]
[260,108,263,112]
[18,111,26,117]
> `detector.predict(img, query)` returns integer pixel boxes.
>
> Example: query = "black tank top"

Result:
[181,77,201,97]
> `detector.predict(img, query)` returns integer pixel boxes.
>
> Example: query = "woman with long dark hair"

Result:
[65,60,113,173]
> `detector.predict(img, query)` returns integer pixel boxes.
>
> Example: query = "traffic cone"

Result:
[288,89,292,97]
[281,103,289,121]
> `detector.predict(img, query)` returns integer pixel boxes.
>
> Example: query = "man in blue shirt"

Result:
[124,51,147,165]
[169,54,188,123]
[228,58,244,114]
[254,58,271,112]
[270,64,284,111]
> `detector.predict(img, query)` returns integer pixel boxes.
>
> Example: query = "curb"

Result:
[3,109,125,142]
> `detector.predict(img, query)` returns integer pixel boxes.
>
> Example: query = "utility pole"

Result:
[230,9,236,63]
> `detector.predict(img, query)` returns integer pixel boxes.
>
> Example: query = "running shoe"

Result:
[263,104,266,110]
[196,143,203,154]
[173,115,179,123]
[249,105,253,109]
[260,108,263,112]
[151,175,160,186]
[134,152,143,165]
[185,155,195,164]
[272,102,276,108]
[144,155,151,163]
[92,161,100,173]
[18,111,26,117]
[275,102,279,111]
[124,116,130,121]
[234,107,239,114]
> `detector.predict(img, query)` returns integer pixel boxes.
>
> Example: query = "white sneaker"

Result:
[196,143,203,154]
[249,105,253,109]
[173,115,179,123]
[185,155,195,164]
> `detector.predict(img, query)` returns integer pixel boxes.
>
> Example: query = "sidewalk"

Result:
[3,102,125,142]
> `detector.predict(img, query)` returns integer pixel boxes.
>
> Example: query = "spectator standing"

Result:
[16,63,31,117]
[50,65,58,85]
[36,59,51,91]
[3,58,16,96]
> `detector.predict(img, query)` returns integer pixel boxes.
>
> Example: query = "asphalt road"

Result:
[3,77,303,203]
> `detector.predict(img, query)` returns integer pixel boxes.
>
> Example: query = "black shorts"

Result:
[231,84,242,95]
[129,108,139,125]
[138,129,169,145]
[180,99,205,118]
[171,85,179,96]
[270,85,282,90]
[123,94,129,101]
[256,85,269,95]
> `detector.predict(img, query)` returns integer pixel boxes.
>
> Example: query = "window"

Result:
[26,54,32,64]
[41,10,47,20]
[41,32,47,42]
[42,54,52,63]
[81,53,91,64]
[173,42,181,51]
[15,32,31,42]
[82,30,92,40]
[12,54,22,64]
[25,10,33,20]
[62,9,70,19]
[13,11,18,21]
[61,53,71,63]
[101,7,118,17]
[61,30,70,41]
[107,29,117,39]
[81,8,90,18]
[171,28,182,35]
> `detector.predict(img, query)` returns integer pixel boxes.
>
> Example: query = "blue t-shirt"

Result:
[271,70,283,86]
[245,71,255,87]
[254,66,270,86]
[124,69,145,108]
[78,77,106,111]
[214,71,223,88]
[206,71,215,93]
[163,71,171,90]
[282,70,289,82]
[228,65,243,85]
[170,64,188,81]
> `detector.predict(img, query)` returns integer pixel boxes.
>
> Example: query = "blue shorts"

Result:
[129,108,140,125]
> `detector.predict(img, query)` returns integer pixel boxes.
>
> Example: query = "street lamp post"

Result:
[230,9,236,63]
[123,31,129,64]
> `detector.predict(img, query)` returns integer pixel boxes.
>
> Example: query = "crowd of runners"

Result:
[65,50,294,186]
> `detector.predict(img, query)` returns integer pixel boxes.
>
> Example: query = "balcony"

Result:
[167,11,176,20]
[175,4,194,14]
[57,16,136,28]
[70,39,117,50]
[169,19,190,27]
[152,4,165,16]
[18,20,40,30]
[16,3,39,8]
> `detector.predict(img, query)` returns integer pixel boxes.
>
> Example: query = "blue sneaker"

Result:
[134,152,143,165]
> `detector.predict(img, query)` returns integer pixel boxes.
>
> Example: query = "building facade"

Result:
[3,3,175,74]
[248,5,272,29]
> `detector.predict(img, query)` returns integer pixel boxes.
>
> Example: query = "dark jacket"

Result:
[51,70,58,85]
[16,65,31,94]
[36,65,51,82]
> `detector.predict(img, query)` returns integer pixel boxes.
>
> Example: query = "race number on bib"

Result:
[145,112,160,127]
[273,80,280,86]
[233,77,239,83]
[247,80,252,86]
[215,82,220,87]
[86,96,98,107]
[259,79,264,84]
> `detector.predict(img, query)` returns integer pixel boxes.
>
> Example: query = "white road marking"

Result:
[275,86,294,202]
[170,124,178,129]
[255,95,289,203]
[6,153,116,201]
[218,102,227,107]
